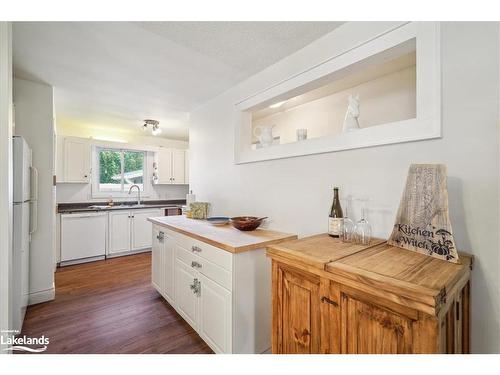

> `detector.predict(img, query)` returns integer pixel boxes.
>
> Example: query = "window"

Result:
[96,147,145,194]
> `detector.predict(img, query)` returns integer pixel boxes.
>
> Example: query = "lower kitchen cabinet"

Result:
[108,208,162,257]
[108,210,131,255]
[175,258,200,329]
[150,223,291,354]
[152,228,175,304]
[198,272,232,353]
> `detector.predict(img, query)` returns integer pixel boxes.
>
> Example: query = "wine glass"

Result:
[342,196,355,243]
[354,199,372,245]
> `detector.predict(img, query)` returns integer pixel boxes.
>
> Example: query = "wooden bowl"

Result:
[230,216,264,231]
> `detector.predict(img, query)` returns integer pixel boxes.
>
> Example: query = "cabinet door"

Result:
[273,262,321,354]
[131,209,161,250]
[198,273,232,353]
[157,149,173,184]
[341,293,413,354]
[175,258,199,329]
[151,226,162,292]
[64,138,90,183]
[162,231,175,304]
[108,211,131,255]
[319,279,341,354]
[171,149,185,184]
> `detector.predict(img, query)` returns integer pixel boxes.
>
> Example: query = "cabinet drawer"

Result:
[176,245,232,291]
[172,232,233,271]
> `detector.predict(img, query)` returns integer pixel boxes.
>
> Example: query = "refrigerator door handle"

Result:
[29,166,38,235]
[29,200,38,236]
[30,166,38,201]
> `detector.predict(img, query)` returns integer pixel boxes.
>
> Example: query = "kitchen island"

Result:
[147,215,296,354]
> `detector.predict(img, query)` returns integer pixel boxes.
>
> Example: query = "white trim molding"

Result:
[0,21,13,353]
[234,22,441,164]
[28,286,55,306]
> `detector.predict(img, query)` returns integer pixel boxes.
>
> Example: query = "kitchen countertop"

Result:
[58,199,186,213]
[148,215,297,253]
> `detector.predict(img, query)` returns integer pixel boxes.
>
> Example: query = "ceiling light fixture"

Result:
[269,100,287,109]
[143,119,162,136]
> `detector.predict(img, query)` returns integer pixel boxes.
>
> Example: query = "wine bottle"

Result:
[328,187,343,238]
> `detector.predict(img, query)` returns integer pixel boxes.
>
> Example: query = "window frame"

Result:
[91,146,149,198]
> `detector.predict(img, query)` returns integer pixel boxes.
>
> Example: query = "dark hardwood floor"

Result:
[18,252,213,354]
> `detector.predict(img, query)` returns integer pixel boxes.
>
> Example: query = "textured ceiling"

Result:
[13,22,343,140]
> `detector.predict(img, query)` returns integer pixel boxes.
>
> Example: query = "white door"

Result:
[64,138,90,183]
[131,209,161,250]
[157,148,173,184]
[198,273,232,353]
[151,226,162,292]
[171,149,185,184]
[162,232,175,304]
[108,210,131,255]
[175,258,199,329]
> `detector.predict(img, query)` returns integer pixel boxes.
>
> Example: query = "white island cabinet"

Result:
[149,216,296,354]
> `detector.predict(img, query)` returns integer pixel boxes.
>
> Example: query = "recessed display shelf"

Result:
[234,22,441,164]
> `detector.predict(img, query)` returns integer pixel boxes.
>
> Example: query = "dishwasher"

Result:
[60,212,107,265]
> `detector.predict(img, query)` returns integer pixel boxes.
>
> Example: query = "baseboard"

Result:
[59,255,105,267]
[28,287,55,306]
[106,248,151,258]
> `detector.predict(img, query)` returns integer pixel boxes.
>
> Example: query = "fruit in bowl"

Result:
[230,216,267,231]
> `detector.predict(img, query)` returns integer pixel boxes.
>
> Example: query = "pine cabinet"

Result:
[268,235,473,354]
[156,148,187,184]
[108,208,161,256]
[56,136,91,183]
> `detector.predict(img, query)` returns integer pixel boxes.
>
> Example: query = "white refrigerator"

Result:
[12,136,38,333]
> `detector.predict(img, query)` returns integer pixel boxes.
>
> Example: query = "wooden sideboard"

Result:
[267,234,473,354]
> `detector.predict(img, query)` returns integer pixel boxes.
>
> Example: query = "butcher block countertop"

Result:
[148,215,297,254]
[266,234,386,269]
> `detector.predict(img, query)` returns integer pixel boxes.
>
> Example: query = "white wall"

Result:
[13,78,56,304]
[189,22,500,353]
[0,22,13,350]
[55,128,189,203]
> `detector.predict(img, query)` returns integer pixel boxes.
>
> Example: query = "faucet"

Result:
[128,184,141,206]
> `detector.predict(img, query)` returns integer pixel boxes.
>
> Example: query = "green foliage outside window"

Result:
[98,149,144,186]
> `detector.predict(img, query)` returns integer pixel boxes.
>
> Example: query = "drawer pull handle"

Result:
[191,245,202,253]
[156,232,164,242]
[191,261,202,269]
[190,278,201,296]
[321,296,338,307]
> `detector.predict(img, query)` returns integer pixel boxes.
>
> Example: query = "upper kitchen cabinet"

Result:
[234,22,441,163]
[56,136,91,183]
[156,148,187,185]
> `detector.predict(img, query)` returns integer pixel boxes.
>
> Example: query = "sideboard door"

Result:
[319,279,341,353]
[273,262,321,353]
[341,293,414,354]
